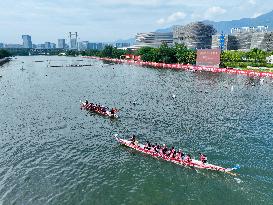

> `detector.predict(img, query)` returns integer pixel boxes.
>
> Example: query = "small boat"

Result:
[81,102,118,118]
[113,135,240,175]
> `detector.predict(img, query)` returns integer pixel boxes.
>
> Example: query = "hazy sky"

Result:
[0,0,272,44]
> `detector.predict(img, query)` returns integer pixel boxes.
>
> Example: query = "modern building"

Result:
[75,42,107,50]
[78,41,89,50]
[212,26,273,51]
[36,44,45,49]
[58,39,66,49]
[50,43,56,49]
[44,42,51,49]
[211,34,238,51]
[115,42,130,48]
[70,39,77,49]
[0,43,3,48]
[22,35,32,48]
[96,43,104,51]
[173,22,216,49]
[135,32,173,48]
[88,43,97,50]
[69,32,78,50]
[4,44,23,48]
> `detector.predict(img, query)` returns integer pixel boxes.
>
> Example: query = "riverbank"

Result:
[84,56,273,78]
[0,57,11,66]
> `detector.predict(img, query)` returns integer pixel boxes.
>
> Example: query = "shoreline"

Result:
[83,56,273,78]
[0,57,11,66]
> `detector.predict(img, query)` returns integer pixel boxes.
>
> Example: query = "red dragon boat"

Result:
[114,134,240,175]
[81,102,118,118]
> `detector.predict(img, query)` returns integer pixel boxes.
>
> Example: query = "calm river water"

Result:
[0,56,272,205]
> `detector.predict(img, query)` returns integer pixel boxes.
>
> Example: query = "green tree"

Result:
[135,47,155,62]
[174,43,196,64]
[157,42,176,63]
[65,50,79,56]
[100,45,113,58]
[0,49,11,59]
[247,48,268,63]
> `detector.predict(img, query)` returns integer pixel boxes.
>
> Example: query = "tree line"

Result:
[2,44,273,69]
[80,43,196,65]
[0,49,11,59]
[221,48,273,68]
[81,44,273,68]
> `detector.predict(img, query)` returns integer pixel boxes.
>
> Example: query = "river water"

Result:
[0,56,272,205]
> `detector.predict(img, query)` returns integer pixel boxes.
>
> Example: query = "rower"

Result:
[184,154,192,163]
[154,144,160,153]
[110,108,116,117]
[161,144,168,155]
[144,141,152,150]
[130,135,136,145]
[110,108,115,115]
[199,153,207,163]
[167,146,175,157]
[85,100,88,105]
[89,103,93,110]
[101,106,107,113]
[176,149,183,160]
[171,148,176,158]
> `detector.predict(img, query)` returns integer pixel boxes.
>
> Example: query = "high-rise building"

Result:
[37,44,45,49]
[22,35,32,48]
[50,43,56,49]
[88,43,97,50]
[97,43,104,51]
[58,39,66,49]
[0,43,3,48]
[69,32,78,50]
[78,41,89,50]
[116,43,130,48]
[70,39,77,49]
[4,44,23,48]
[45,42,51,49]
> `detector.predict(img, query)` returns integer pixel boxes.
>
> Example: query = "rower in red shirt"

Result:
[199,153,207,163]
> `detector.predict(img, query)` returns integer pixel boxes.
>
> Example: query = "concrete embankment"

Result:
[0,57,11,66]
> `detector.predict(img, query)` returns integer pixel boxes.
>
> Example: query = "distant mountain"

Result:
[156,10,273,34]
[156,27,173,33]
[204,10,273,34]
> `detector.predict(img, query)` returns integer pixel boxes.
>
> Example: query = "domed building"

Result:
[173,22,216,49]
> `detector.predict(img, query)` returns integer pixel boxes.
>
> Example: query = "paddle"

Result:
[226,164,240,172]
[225,164,240,176]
